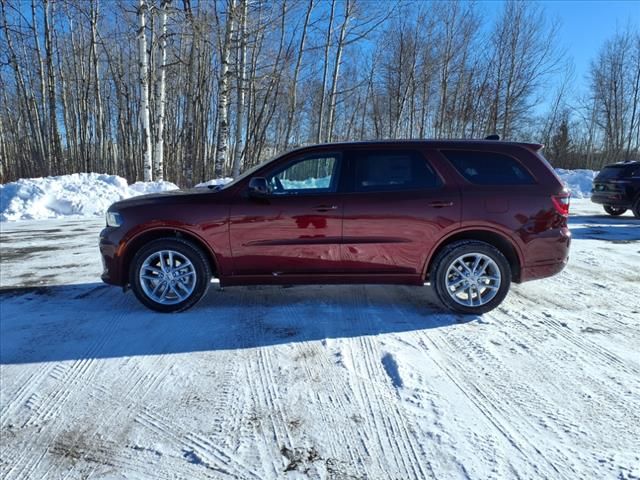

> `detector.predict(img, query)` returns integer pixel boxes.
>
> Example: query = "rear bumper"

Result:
[520,259,568,282]
[591,192,633,208]
[519,226,570,282]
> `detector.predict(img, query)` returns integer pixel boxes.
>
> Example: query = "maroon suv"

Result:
[100,140,571,314]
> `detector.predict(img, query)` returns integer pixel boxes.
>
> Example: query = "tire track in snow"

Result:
[2,292,129,480]
[48,356,175,479]
[419,330,568,479]
[512,290,640,377]
[271,288,374,477]
[136,407,263,480]
[289,336,374,479]
[0,364,54,429]
[236,288,296,475]
[339,286,432,479]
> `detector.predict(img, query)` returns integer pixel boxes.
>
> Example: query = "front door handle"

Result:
[427,201,454,208]
[313,205,339,212]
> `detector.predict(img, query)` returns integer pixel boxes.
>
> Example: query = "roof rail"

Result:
[485,134,500,140]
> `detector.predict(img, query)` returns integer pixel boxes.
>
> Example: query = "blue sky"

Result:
[540,0,640,84]
[471,0,640,115]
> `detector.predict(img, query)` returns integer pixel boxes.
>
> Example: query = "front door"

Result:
[229,152,344,276]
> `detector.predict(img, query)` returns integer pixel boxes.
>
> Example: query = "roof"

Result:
[286,139,544,153]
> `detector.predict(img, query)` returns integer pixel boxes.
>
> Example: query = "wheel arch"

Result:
[424,228,523,283]
[121,228,219,285]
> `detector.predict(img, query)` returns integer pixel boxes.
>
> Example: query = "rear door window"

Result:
[442,150,536,185]
[352,150,440,192]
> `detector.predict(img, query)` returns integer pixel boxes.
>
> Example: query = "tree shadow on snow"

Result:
[569,214,640,242]
[0,282,477,365]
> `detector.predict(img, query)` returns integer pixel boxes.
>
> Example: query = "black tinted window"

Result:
[353,151,440,192]
[442,150,535,185]
[598,165,636,180]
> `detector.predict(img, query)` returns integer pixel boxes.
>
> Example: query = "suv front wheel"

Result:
[130,238,211,313]
[432,240,511,314]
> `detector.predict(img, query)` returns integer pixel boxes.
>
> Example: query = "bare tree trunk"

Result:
[232,0,247,177]
[154,0,170,181]
[214,0,236,178]
[326,0,350,142]
[317,0,335,143]
[31,0,49,169]
[138,0,153,181]
[90,0,105,170]
[44,0,62,173]
[284,0,313,149]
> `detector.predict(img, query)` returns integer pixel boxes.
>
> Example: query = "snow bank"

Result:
[0,173,178,222]
[555,168,598,199]
[194,177,233,188]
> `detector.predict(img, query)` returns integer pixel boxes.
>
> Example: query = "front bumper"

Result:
[99,227,125,286]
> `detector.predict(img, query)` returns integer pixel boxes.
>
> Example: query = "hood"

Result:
[109,187,216,211]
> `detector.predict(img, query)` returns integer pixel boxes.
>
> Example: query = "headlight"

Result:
[106,211,123,227]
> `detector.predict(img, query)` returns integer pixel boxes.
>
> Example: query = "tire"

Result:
[604,205,627,216]
[130,238,211,313]
[632,197,640,219]
[431,240,511,315]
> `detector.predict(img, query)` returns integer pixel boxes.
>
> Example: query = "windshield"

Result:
[217,157,274,190]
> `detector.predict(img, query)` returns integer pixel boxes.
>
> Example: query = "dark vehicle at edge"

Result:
[590,160,640,217]
[99,139,571,314]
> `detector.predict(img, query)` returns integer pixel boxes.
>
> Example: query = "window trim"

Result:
[264,152,343,197]
[439,148,538,186]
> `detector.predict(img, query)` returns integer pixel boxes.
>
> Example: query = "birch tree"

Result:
[138,0,153,181]
[153,0,170,181]
[214,0,236,178]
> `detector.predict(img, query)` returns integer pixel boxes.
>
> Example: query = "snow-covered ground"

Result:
[0,199,638,479]
[1,168,596,223]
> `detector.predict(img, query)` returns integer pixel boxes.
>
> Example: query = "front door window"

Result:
[266,155,339,195]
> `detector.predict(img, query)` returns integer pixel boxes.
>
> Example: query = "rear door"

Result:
[229,152,344,276]
[341,147,460,275]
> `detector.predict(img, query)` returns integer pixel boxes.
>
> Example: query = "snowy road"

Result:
[1,200,639,479]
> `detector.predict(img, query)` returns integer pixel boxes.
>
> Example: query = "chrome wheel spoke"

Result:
[143,266,163,276]
[445,253,501,308]
[175,271,195,280]
[158,283,170,301]
[140,249,197,305]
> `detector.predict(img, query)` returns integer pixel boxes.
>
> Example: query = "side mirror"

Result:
[248,177,270,197]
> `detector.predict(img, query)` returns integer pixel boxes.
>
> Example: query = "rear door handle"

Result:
[427,201,454,208]
[313,205,339,212]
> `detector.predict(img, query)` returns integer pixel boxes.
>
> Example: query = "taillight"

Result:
[552,193,570,216]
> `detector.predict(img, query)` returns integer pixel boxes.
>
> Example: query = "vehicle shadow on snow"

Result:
[569,214,640,242]
[0,282,477,365]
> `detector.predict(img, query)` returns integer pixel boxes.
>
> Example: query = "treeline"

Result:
[0,0,639,185]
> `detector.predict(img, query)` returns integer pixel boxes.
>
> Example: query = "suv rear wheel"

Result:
[130,238,211,313]
[604,205,627,216]
[432,240,511,314]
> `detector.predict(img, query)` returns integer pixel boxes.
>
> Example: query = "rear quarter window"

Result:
[441,150,536,185]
